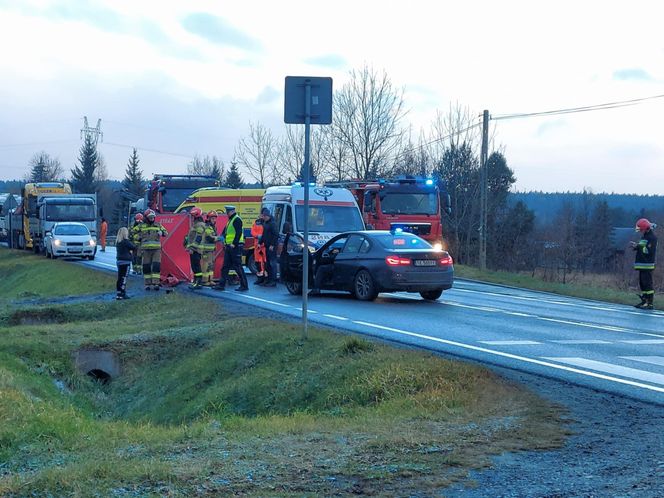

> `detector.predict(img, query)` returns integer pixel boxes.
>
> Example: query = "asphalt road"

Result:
[83,247,664,406]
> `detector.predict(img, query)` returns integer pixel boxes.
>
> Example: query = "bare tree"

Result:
[27,151,63,182]
[187,155,225,182]
[334,65,408,180]
[427,103,482,163]
[235,121,279,188]
[317,123,352,181]
[278,125,326,182]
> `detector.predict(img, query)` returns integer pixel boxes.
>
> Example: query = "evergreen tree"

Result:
[225,162,244,189]
[122,148,145,197]
[209,157,225,184]
[71,135,99,193]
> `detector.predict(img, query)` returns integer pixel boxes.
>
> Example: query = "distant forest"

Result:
[509,191,664,227]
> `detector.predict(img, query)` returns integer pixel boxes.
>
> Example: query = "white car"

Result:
[45,222,96,260]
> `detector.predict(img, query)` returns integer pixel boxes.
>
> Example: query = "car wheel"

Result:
[354,269,378,301]
[285,280,303,295]
[88,255,95,261]
[420,289,443,301]
[46,247,52,259]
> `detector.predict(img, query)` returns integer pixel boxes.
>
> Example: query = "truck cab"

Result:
[328,176,448,250]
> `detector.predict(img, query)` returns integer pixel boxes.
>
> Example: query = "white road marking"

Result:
[239,295,293,308]
[322,314,349,321]
[479,340,542,346]
[621,356,664,367]
[550,340,612,345]
[86,261,116,270]
[619,339,664,345]
[542,357,664,386]
[455,286,664,316]
[348,320,664,394]
[439,299,664,338]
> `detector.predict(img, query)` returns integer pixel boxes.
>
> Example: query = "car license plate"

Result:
[414,260,436,266]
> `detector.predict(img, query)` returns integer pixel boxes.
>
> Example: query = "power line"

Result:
[0,139,78,149]
[103,141,195,160]
[393,121,483,164]
[492,93,664,121]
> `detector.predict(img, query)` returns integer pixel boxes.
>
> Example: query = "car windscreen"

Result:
[295,205,364,233]
[45,203,96,221]
[54,225,90,236]
[380,192,438,215]
[374,233,432,250]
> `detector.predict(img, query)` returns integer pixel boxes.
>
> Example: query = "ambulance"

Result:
[261,184,365,250]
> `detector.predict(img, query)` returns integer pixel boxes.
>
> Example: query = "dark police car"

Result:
[281,230,454,301]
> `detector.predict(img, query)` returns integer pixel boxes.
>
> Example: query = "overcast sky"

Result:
[0,0,662,193]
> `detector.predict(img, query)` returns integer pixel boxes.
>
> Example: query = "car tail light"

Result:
[386,256,411,266]
[439,254,453,266]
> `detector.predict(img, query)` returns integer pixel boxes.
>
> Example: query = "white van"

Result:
[261,185,365,248]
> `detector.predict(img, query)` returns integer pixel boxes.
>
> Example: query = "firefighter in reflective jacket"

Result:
[250,216,267,285]
[186,207,207,289]
[140,209,168,291]
[213,205,248,291]
[130,213,144,275]
[202,210,219,286]
[631,218,658,309]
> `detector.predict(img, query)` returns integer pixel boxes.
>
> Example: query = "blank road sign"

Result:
[284,76,333,124]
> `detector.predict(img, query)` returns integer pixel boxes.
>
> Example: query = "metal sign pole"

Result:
[301,83,312,339]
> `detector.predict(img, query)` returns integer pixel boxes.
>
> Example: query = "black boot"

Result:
[634,294,647,309]
[189,277,202,290]
[646,294,654,310]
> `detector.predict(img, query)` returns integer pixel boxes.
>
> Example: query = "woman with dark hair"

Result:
[115,227,136,300]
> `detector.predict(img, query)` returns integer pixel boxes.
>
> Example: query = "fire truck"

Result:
[130,174,220,216]
[326,176,449,250]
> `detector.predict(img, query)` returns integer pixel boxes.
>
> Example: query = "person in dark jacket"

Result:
[260,207,279,286]
[631,218,658,309]
[115,227,136,300]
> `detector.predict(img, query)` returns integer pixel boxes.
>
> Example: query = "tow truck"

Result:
[326,176,450,250]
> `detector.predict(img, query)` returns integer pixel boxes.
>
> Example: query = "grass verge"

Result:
[0,251,569,496]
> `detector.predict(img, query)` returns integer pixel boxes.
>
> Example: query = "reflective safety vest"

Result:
[203,222,217,252]
[224,213,245,245]
[140,221,168,250]
[186,219,206,254]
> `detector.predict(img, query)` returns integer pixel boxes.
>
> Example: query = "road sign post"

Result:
[284,76,333,339]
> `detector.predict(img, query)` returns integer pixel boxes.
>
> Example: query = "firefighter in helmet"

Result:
[631,218,658,309]
[186,207,206,289]
[130,212,144,275]
[140,209,168,290]
[202,210,219,286]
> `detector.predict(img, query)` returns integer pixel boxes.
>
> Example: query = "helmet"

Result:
[190,207,203,218]
[134,213,144,222]
[636,218,652,232]
[144,209,156,218]
[207,210,218,219]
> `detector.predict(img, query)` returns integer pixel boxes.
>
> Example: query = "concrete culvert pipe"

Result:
[74,350,120,383]
[87,369,111,384]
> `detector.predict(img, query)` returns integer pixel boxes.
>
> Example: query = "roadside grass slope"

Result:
[0,248,114,299]
[0,250,569,496]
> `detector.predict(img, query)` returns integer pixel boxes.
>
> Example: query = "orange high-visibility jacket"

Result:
[251,220,266,264]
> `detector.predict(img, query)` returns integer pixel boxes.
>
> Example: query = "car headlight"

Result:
[433,242,443,251]
[89,239,96,246]
[53,239,61,246]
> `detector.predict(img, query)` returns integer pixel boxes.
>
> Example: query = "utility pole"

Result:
[479,110,489,270]
[80,116,103,144]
